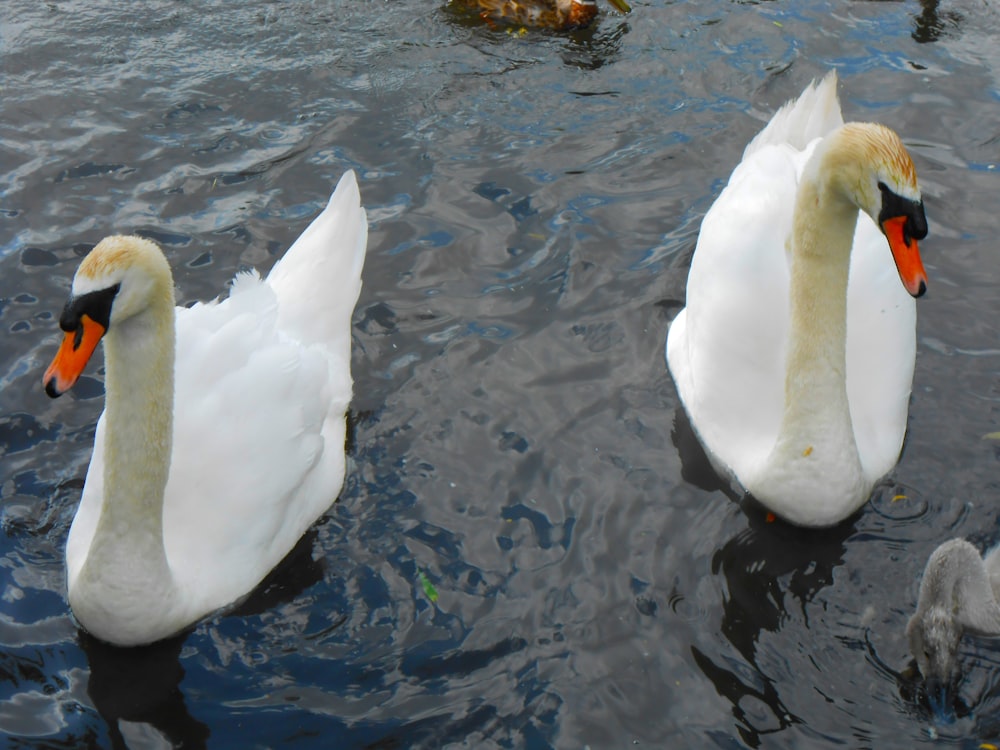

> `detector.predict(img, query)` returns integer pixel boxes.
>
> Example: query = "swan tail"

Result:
[744,70,844,158]
[266,170,369,352]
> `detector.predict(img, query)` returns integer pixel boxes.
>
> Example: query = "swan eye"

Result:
[59,283,121,333]
[876,183,928,244]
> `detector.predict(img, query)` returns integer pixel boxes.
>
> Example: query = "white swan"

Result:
[666,72,929,527]
[42,170,367,646]
[907,538,1000,691]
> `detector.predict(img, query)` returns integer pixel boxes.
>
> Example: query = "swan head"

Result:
[43,236,174,397]
[824,122,929,298]
[907,606,961,691]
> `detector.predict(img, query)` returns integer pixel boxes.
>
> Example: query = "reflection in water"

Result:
[80,528,325,749]
[699,515,854,745]
[673,405,855,743]
[228,528,325,619]
[690,646,796,745]
[671,407,735,497]
[911,0,963,43]
[82,632,209,750]
[561,20,629,70]
[713,515,853,663]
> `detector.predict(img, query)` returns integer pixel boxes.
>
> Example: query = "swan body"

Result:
[907,539,1000,690]
[43,171,367,646]
[666,72,929,527]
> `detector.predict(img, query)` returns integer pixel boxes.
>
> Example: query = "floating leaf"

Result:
[418,570,439,603]
[979,744,998,750]
[982,432,1000,440]
[773,20,783,28]
[891,494,907,503]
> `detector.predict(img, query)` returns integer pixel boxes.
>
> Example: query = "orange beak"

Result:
[43,314,106,397]
[882,215,927,298]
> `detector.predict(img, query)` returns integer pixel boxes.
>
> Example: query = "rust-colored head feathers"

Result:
[838,122,919,199]
[77,236,163,284]
[70,236,175,323]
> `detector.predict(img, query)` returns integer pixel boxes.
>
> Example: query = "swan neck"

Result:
[747,154,867,525]
[83,300,176,585]
[783,174,858,415]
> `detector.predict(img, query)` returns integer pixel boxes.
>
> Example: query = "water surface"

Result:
[2,0,1000,747]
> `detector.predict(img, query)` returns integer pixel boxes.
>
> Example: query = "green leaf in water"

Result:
[418,570,439,603]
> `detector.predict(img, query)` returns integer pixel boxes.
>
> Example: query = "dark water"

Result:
[2,0,1000,747]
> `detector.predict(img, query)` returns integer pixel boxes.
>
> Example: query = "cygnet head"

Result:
[43,236,174,397]
[907,605,962,692]
[904,537,1000,717]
